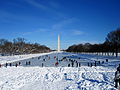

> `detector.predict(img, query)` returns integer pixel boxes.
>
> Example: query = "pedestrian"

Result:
[88,63,89,67]
[28,61,31,65]
[91,63,93,67]
[5,63,8,67]
[55,62,59,66]
[42,63,44,67]
[15,63,18,67]
[68,64,70,67]
[79,62,81,67]
[0,64,1,68]
[114,65,120,88]
[117,64,120,72]
[95,61,97,67]
[76,62,78,67]
[102,61,104,64]
[26,61,28,65]
[98,61,100,64]
[76,61,77,63]
[18,62,21,65]
[72,62,74,67]
[106,59,108,62]
[43,59,45,61]
[10,63,12,67]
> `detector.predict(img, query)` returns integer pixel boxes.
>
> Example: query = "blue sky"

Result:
[0,0,120,50]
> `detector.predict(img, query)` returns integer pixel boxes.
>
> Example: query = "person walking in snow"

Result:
[71,60,74,67]
[54,56,56,59]
[91,63,93,67]
[76,62,78,67]
[18,62,21,66]
[43,59,45,61]
[15,63,18,67]
[88,63,90,67]
[26,61,28,65]
[55,62,59,66]
[106,59,108,62]
[28,61,31,65]
[42,63,44,67]
[5,63,8,67]
[68,64,70,67]
[79,62,81,67]
[114,66,120,88]
[98,61,100,64]
[9,63,12,67]
[117,64,120,72]
[0,64,1,68]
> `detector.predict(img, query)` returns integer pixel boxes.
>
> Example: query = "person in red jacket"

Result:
[55,62,59,66]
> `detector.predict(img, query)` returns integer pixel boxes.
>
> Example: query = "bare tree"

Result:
[106,28,120,57]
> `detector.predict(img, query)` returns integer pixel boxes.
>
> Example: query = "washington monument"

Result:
[58,35,60,52]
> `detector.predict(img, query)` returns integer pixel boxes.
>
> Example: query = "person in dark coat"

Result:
[15,63,18,67]
[28,61,31,65]
[5,63,8,67]
[68,64,70,67]
[0,64,1,68]
[18,62,21,65]
[42,63,44,67]
[43,59,45,61]
[106,59,108,62]
[102,61,104,64]
[26,62,28,65]
[79,62,81,67]
[95,61,97,67]
[76,62,78,67]
[91,63,93,67]
[98,61,100,64]
[114,66,120,88]
[9,63,12,67]
[117,64,120,72]
[71,62,74,67]
[88,63,89,67]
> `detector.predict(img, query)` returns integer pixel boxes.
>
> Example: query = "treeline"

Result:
[66,28,120,57]
[0,37,51,56]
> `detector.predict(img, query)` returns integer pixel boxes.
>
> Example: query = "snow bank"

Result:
[0,67,116,90]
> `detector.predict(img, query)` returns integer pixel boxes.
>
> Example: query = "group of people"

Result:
[0,61,31,68]
[88,59,109,67]
[68,59,81,67]
[0,62,21,68]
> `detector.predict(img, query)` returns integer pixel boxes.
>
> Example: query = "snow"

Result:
[0,52,119,90]
[0,52,53,64]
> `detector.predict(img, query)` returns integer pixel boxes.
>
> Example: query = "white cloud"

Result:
[26,0,48,10]
[22,29,48,36]
[73,30,84,35]
[52,18,77,30]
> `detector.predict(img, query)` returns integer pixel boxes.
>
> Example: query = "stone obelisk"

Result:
[58,35,60,52]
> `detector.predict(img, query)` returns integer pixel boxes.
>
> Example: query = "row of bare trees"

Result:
[0,38,51,56]
[66,28,120,57]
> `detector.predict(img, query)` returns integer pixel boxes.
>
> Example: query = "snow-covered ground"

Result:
[0,52,53,64]
[0,52,119,90]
